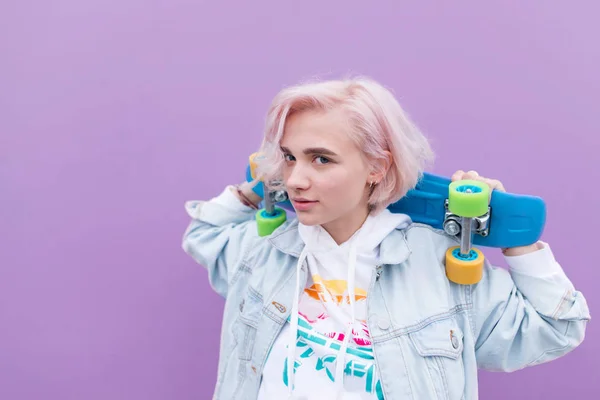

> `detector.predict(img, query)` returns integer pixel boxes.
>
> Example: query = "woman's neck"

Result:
[321,208,370,245]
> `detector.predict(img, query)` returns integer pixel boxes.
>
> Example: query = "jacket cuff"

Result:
[504,241,566,279]
[504,242,588,320]
[211,185,258,212]
[184,186,257,225]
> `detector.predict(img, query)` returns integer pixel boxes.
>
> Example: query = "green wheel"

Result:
[256,207,287,237]
[448,180,489,218]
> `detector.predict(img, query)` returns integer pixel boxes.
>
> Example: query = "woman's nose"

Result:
[286,165,310,191]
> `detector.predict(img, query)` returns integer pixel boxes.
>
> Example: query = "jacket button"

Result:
[451,331,460,349]
[377,318,390,330]
[272,301,286,313]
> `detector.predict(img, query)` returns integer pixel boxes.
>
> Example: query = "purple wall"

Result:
[2,1,598,399]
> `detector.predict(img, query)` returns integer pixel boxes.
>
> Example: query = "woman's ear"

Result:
[368,150,392,184]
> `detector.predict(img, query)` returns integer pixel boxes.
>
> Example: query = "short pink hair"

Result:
[256,77,435,213]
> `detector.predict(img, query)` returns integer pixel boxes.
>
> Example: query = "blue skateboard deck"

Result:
[389,172,546,248]
[246,167,546,249]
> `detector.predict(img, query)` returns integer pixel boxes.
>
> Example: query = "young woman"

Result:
[182,78,590,400]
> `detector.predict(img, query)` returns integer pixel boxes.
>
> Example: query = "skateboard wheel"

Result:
[256,207,287,236]
[249,153,264,180]
[445,246,484,284]
[448,180,489,218]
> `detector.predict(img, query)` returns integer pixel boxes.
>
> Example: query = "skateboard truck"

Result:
[262,180,289,215]
[443,198,490,253]
[443,182,491,285]
[248,153,288,236]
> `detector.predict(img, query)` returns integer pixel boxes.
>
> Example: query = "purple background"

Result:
[1,1,598,399]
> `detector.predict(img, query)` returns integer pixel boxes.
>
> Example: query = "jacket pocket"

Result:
[408,317,465,400]
[233,286,262,361]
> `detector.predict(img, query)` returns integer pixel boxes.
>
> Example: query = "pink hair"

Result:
[256,77,435,213]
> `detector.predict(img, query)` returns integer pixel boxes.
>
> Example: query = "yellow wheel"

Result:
[249,152,264,180]
[445,246,484,284]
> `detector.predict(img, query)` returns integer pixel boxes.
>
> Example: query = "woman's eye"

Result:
[283,153,295,162]
[314,156,330,165]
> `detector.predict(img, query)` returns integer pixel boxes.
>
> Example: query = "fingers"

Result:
[249,177,262,187]
[451,170,480,181]
[451,170,465,182]
[463,170,480,180]
[450,169,506,193]
[484,178,505,192]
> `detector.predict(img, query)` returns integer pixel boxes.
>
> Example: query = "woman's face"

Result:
[280,108,379,243]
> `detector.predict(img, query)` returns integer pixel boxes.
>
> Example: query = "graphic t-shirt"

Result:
[257,210,410,399]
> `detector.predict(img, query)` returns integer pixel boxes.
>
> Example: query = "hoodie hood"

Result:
[297,208,411,255]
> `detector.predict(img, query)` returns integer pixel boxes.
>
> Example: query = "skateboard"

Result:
[245,153,546,284]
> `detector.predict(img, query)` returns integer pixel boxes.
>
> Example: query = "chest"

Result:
[227,245,471,399]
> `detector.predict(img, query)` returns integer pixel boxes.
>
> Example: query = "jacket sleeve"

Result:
[181,186,261,298]
[469,241,590,372]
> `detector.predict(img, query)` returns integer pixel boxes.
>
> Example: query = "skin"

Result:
[237,109,541,254]
[279,108,388,245]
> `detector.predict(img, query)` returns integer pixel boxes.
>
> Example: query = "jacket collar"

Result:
[267,218,412,266]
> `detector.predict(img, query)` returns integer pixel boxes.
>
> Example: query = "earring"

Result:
[369,181,374,188]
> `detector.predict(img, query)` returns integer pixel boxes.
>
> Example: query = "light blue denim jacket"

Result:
[182,187,590,400]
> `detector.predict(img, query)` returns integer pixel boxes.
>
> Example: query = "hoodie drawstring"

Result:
[334,243,357,398]
[287,247,308,398]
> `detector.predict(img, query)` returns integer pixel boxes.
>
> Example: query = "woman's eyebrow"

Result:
[280,146,338,156]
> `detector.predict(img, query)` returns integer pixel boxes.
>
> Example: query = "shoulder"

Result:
[226,218,301,300]
[237,216,302,272]
[381,220,460,262]
[404,222,459,251]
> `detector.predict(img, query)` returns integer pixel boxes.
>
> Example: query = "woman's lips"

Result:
[292,199,318,211]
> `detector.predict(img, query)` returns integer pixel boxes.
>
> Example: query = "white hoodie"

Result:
[257,209,411,400]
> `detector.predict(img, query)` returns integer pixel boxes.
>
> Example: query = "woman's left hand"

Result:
[450,170,543,256]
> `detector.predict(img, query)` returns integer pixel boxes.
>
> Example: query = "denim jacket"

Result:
[182,187,590,400]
